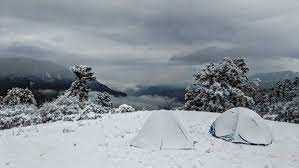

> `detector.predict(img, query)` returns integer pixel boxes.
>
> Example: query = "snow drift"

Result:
[210,107,273,145]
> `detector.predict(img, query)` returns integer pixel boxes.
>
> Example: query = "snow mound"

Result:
[130,110,194,150]
[210,107,273,145]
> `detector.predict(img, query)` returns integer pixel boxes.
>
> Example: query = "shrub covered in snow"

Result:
[96,92,113,108]
[115,104,135,113]
[185,57,254,112]
[84,101,111,114]
[0,88,40,129]
[0,105,40,130]
[77,103,107,120]
[3,88,37,106]
[38,89,114,123]
[38,93,110,122]
[38,95,82,122]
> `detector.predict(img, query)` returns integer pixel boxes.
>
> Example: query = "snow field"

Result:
[0,110,298,168]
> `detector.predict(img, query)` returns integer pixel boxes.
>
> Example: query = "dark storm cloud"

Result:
[2,0,296,46]
[170,45,299,65]
[170,47,240,64]
[0,43,159,67]
[0,44,55,59]
[1,0,299,88]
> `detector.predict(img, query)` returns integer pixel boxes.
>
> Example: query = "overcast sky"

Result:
[1,0,299,89]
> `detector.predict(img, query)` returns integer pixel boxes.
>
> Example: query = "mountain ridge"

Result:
[0,57,126,103]
[250,70,299,87]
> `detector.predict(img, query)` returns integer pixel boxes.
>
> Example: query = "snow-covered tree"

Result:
[275,97,299,123]
[272,82,299,123]
[294,77,299,88]
[38,65,112,122]
[68,65,96,102]
[0,96,3,105]
[274,79,296,102]
[185,57,254,112]
[3,88,37,106]
[254,90,271,116]
[96,92,113,108]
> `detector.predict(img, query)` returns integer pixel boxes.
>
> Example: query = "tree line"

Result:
[184,57,299,123]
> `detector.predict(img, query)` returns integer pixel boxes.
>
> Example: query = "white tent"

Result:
[210,107,272,145]
[130,111,194,150]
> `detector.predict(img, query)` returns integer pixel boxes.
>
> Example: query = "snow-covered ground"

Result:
[0,110,298,168]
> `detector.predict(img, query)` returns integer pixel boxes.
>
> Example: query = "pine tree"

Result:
[185,57,254,112]
[68,65,96,102]
[292,77,299,98]
[275,97,299,123]
[275,79,296,102]
[254,90,271,116]
[3,88,37,106]
[38,65,113,122]
[274,81,299,123]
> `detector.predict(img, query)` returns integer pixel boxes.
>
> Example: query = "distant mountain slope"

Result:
[0,57,126,100]
[132,85,186,102]
[0,57,74,80]
[250,71,299,87]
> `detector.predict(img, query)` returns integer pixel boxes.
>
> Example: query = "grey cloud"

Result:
[1,0,299,88]
[169,47,240,64]
[0,43,55,59]
[1,0,299,49]
[0,1,136,26]
[0,0,290,46]
[0,43,163,67]
[169,44,299,65]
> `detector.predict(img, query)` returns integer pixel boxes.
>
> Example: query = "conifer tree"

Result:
[68,65,96,102]
[185,57,254,112]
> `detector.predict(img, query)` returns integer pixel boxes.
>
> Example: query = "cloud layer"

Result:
[1,0,299,88]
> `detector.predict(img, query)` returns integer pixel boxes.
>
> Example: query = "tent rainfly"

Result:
[130,111,195,150]
[209,107,273,145]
